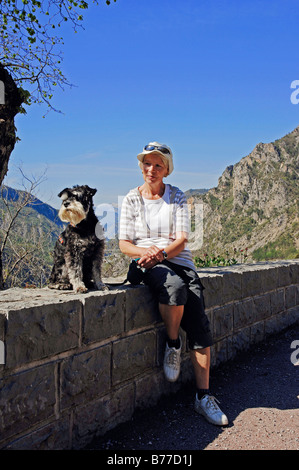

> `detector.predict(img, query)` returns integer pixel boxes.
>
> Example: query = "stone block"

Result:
[250,322,265,344]
[279,310,297,330]
[179,355,194,383]
[261,265,279,292]
[5,416,70,450]
[253,293,271,321]
[60,344,111,410]
[200,274,223,308]
[289,262,299,285]
[231,327,251,356]
[270,289,285,315]
[213,304,233,340]
[241,268,263,298]
[285,285,296,309]
[125,285,160,331]
[0,363,56,442]
[264,314,283,336]
[156,325,167,367]
[222,271,242,304]
[286,306,299,326]
[72,383,135,448]
[82,291,125,344]
[112,331,156,385]
[233,298,255,330]
[213,338,228,366]
[278,265,292,287]
[5,301,81,369]
[135,370,166,409]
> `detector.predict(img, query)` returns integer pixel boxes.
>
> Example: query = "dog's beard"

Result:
[58,203,86,226]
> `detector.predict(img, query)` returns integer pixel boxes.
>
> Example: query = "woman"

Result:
[119,142,228,426]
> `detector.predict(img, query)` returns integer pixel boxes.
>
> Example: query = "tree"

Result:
[0,0,116,179]
[0,0,116,111]
[0,63,24,187]
[0,0,116,287]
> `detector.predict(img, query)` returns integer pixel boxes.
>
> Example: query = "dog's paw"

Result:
[75,285,88,293]
[48,283,72,290]
[97,282,110,291]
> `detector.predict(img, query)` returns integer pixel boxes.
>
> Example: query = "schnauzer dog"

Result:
[48,185,108,293]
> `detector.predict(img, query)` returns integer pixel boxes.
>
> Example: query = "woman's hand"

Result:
[138,245,164,269]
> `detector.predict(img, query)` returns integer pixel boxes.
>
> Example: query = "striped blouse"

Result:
[119,184,196,270]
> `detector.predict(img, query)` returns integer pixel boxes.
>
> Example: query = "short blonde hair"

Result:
[139,152,169,174]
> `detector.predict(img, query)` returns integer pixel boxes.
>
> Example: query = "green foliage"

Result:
[208,193,221,210]
[194,248,248,268]
[0,0,116,110]
[0,191,60,287]
[252,233,298,262]
[274,133,299,159]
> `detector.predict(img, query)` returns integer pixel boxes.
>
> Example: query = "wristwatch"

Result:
[162,250,168,260]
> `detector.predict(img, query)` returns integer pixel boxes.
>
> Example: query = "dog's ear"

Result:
[84,186,97,197]
[58,188,69,199]
[90,187,97,196]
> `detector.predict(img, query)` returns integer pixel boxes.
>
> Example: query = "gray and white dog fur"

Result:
[48,184,108,293]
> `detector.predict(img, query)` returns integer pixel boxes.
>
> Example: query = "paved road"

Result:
[86,323,299,451]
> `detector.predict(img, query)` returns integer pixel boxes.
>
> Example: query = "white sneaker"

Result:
[163,339,181,382]
[195,394,229,426]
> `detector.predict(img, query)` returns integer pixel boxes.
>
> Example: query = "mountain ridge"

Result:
[1,185,64,228]
[188,125,299,261]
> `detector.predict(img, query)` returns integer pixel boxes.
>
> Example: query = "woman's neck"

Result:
[139,182,166,200]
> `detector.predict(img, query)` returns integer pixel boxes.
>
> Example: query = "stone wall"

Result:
[0,260,298,449]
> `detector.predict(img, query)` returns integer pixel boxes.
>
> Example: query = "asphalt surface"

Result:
[86,323,299,451]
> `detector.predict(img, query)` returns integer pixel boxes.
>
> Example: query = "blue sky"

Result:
[5,0,299,209]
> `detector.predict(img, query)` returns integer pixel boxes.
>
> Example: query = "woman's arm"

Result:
[162,231,188,260]
[119,239,147,259]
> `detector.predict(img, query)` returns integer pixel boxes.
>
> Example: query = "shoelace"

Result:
[166,349,180,368]
[205,395,222,413]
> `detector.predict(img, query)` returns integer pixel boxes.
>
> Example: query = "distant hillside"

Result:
[1,185,64,228]
[184,188,209,198]
[188,125,299,262]
[0,186,63,287]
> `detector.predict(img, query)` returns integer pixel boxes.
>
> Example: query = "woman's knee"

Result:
[162,272,188,305]
[143,264,188,305]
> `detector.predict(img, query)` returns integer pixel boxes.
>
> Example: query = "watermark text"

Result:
[95,200,204,250]
[290,340,299,366]
[290,80,299,104]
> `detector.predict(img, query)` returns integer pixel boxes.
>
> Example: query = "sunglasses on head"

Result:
[144,145,171,155]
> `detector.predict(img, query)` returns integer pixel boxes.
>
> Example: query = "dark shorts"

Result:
[141,260,213,350]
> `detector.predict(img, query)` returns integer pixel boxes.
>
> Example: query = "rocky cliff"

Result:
[189,125,299,261]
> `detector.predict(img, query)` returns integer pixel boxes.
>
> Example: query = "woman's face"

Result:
[142,153,168,184]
